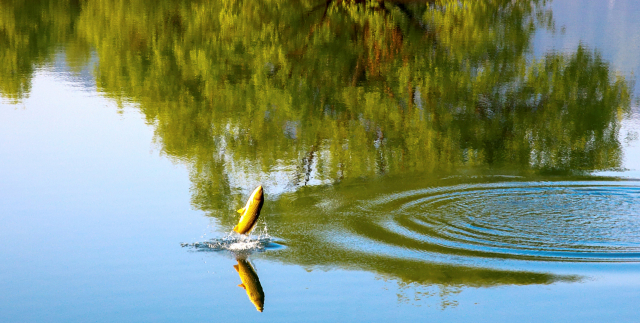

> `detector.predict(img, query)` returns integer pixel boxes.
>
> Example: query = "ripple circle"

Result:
[354,181,640,262]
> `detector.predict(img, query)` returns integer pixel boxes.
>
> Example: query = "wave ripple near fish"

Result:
[350,181,640,262]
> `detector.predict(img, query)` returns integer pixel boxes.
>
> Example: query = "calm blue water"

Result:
[1,1,640,322]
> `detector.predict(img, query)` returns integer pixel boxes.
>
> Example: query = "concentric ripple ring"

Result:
[350,181,640,262]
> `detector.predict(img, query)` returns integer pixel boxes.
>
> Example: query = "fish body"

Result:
[234,258,265,312]
[233,185,264,234]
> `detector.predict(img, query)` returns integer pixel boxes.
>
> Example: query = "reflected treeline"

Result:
[0,0,632,204]
[0,0,628,288]
[0,0,85,102]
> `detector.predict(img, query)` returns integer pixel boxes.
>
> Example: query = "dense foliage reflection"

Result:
[0,0,633,288]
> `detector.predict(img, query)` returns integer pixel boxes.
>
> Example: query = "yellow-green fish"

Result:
[233,185,264,235]
[234,258,265,312]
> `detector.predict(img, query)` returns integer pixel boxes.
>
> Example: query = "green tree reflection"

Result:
[0,0,85,101]
[0,0,631,287]
[68,0,630,206]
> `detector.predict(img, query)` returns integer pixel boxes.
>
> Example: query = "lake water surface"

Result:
[1,0,640,322]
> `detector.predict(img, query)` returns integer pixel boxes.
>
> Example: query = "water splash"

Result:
[182,223,281,254]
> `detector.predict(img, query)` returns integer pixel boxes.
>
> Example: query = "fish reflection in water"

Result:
[234,258,265,312]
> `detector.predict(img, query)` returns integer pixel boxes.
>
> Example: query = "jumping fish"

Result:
[234,258,265,312]
[233,185,264,235]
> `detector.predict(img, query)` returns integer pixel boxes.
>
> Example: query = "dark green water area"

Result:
[1,0,640,321]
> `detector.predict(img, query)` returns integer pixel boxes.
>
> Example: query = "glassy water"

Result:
[1,0,639,322]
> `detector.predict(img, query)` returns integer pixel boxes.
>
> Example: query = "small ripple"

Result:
[348,181,640,262]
